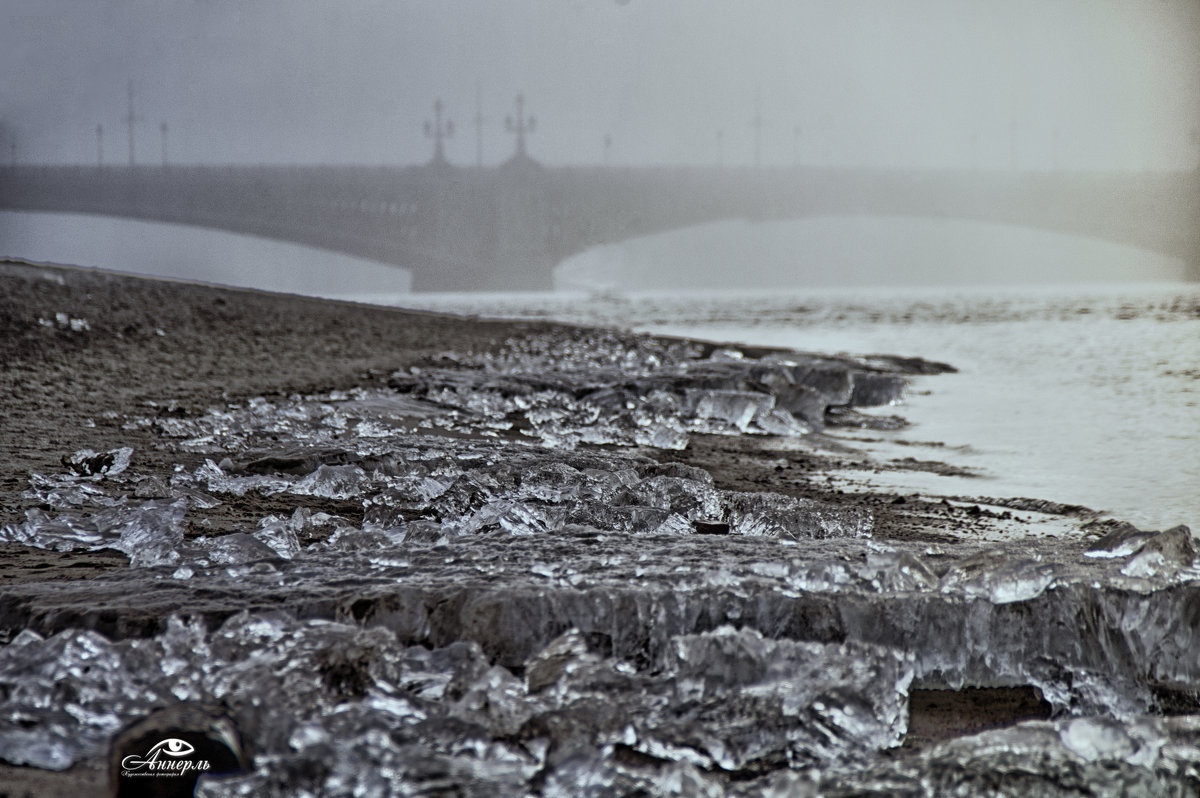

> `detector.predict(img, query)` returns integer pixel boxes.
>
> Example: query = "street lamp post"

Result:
[125,80,138,166]
[506,93,535,160]
[473,83,486,168]
[424,99,454,164]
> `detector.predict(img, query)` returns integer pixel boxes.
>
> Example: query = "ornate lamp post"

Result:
[125,80,138,166]
[424,99,454,164]
[473,82,487,168]
[506,93,535,160]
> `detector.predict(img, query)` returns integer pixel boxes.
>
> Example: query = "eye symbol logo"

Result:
[147,738,196,758]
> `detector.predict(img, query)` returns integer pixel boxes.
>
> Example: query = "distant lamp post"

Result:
[751,87,764,167]
[125,79,138,166]
[424,99,454,164]
[506,93,535,160]
[473,82,487,168]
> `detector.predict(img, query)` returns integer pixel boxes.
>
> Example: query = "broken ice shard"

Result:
[0,498,185,567]
[61,446,132,478]
[721,490,873,539]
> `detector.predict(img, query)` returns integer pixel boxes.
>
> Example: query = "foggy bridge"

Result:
[2,161,1197,290]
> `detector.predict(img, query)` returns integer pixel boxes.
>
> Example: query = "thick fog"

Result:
[3,0,1199,170]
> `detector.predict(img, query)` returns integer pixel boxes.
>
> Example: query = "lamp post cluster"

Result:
[93,80,169,167]
[420,93,535,166]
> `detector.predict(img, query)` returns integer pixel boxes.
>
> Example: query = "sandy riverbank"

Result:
[4,259,1186,797]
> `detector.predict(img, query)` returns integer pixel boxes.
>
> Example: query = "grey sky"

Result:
[3,0,1198,169]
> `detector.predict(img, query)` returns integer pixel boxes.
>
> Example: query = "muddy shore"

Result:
[2,259,1192,796]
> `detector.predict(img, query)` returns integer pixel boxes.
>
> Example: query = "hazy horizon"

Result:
[3,1,1199,171]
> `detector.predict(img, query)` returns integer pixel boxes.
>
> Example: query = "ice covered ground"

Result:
[2,326,1198,796]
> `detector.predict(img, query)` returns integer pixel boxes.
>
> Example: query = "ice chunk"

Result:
[722,491,872,539]
[459,499,567,537]
[763,715,1199,797]
[541,754,724,798]
[859,547,940,592]
[109,498,186,568]
[754,406,811,436]
[1058,717,1145,764]
[1085,524,1156,559]
[290,464,372,500]
[253,516,301,559]
[202,533,281,566]
[957,559,1058,604]
[0,498,185,567]
[686,389,774,432]
[524,629,595,693]
[645,627,914,770]
[1120,526,1195,579]
[940,549,1058,603]
[193,460,292,496]
[61,447,132,478]
[625,475,722,519]
[0,629,163,770]
[848,371,907,407]
[24,473,122,509]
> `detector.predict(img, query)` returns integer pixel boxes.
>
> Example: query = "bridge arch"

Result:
[554,213,1192,292]
[1,164,1196,290]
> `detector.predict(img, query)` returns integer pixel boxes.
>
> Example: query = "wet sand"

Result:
[0,259,1082,794]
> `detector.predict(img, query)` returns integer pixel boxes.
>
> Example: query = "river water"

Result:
[4,210,1197,531]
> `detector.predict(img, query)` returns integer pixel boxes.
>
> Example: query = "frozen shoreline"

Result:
[1,260,1197,796]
